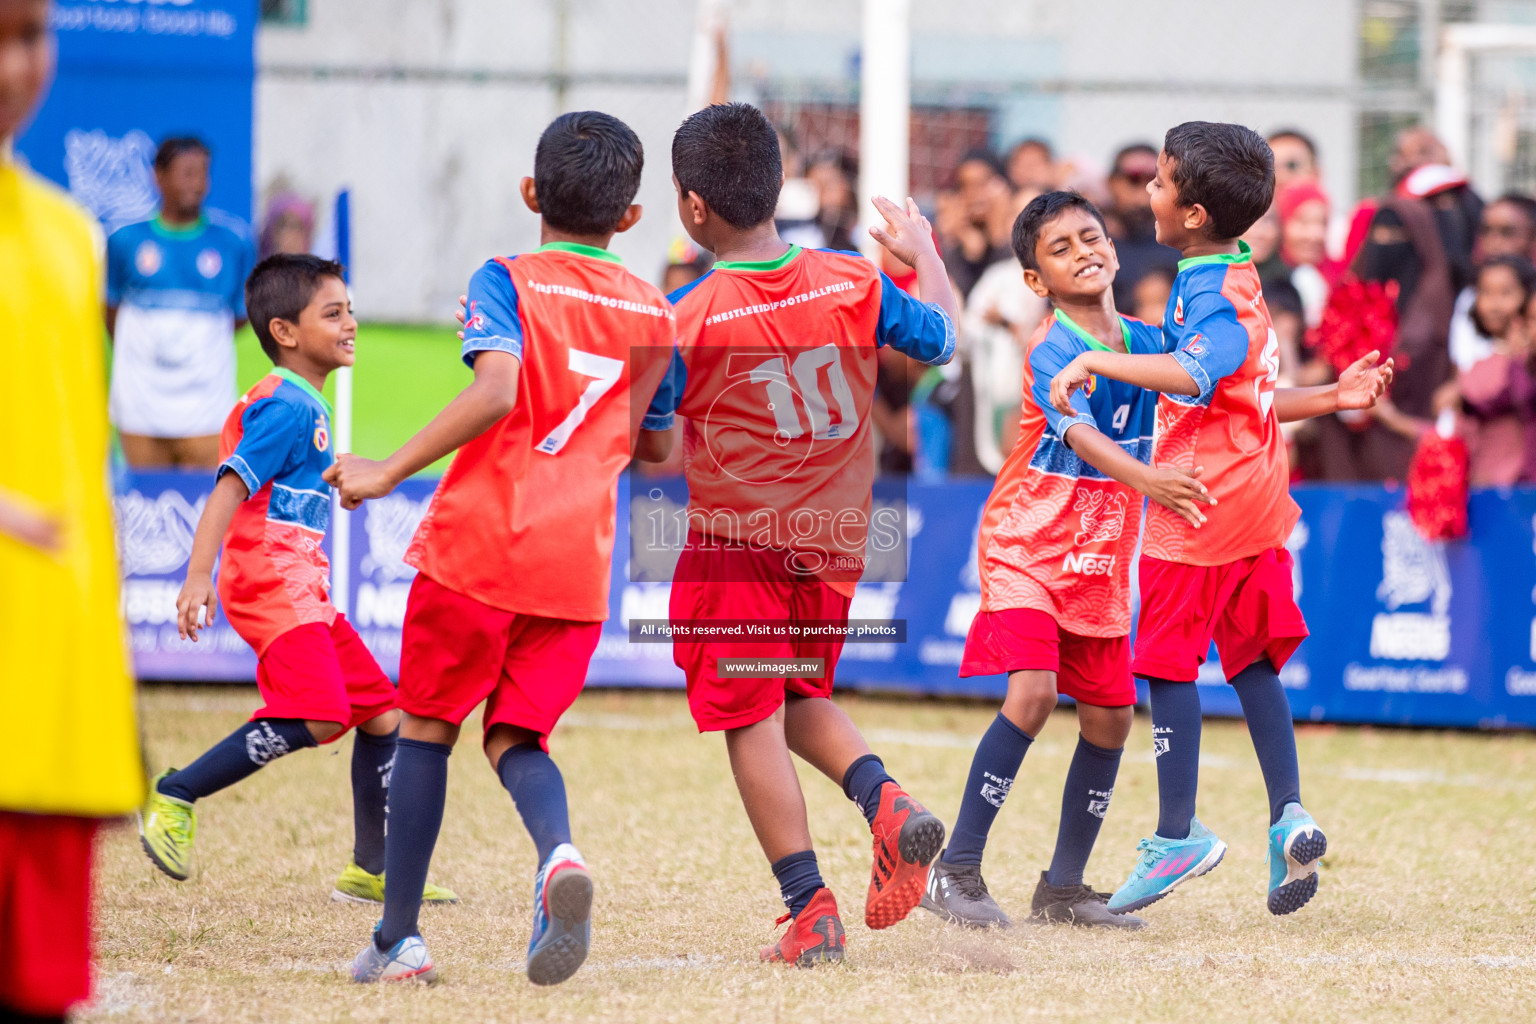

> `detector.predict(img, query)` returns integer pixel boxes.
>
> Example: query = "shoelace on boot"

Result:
[948,866,993,902]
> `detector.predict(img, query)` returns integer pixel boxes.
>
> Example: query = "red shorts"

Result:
[398,573,601,750]
[960,607,1137,707]
[1132,548,1309,683]
[669,538,851,732]
[254,615,396,740]
[0,812,96,1017]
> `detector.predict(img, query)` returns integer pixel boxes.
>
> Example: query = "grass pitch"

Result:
[87,686,1536,1023]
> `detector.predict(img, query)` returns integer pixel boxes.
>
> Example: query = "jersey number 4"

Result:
[535,348,624,455]
[742,344,859,442]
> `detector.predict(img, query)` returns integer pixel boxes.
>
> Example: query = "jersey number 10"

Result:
[740,344,859,443]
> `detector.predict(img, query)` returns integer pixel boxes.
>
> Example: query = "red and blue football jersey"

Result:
[977,312,1161,637]
[406,242,676,621]
[1146,244,1299,566]
[642,245,955,594]
[217,369,337,656]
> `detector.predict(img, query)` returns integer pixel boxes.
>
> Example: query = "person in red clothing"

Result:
[1050,122,1392,919]
[329,111,674,987]
[637,103,959,967]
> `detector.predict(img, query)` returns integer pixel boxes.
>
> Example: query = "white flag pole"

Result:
[859,0,911,261]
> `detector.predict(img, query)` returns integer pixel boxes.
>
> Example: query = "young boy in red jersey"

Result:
[636,103,959,967]
[1050,122,1393,918]
[330,111,674,985]
[142,254,454,906]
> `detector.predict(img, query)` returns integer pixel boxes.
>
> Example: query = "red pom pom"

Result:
[1406,430,1470,541]
[1309,277,1400,375]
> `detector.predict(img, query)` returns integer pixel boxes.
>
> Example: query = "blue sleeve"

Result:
[875,272,956,365]
[218,398,303,496]
[641,348,686,431]
[1029,337,1098,440]
[105,228,128,306]
[461,260,524,368]
[1168,272,1249,405]
[232,232,256,318]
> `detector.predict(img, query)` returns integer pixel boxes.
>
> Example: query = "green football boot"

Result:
[138,768,196,881]
[331,861,460,905]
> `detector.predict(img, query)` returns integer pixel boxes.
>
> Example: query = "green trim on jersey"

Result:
[714,244,802,272]
[535,241,623,263]
[1177,239,1253,272]
[1053,308,1131,353]
[272,367,333,417]
[151,213,208,239]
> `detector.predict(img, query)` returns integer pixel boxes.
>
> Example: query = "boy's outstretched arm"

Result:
[176,472,249,641]
[324,351,520,509]
[634,428,673,462]
[869,195,961,331]
[1273,351,1394,423]
[1062,423,1215,528]
[1050,351,1200,414]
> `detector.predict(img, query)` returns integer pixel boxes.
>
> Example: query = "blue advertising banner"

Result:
[119,473,1536,731]
[17,0,257,231]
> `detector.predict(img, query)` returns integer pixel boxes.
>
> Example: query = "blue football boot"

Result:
[1107,818,1228,915]
[527,843,593,986]
[1267,802,1327,915]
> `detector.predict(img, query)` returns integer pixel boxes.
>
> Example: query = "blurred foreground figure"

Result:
[0,1,144,1019]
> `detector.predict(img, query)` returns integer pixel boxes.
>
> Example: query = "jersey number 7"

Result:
[535,348,624,455]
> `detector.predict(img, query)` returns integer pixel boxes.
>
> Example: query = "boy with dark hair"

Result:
[1050,121,1392,917]
[638,101,958,967]
[330,110,674,985]
[141,254,456,911]
[922,191,1210,930]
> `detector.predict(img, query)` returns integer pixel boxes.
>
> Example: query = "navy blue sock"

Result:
[1045,735,1123,887]
[157,719,316,802]
[378,738,451,949]
[1149,680,1202,840]
[840,753,895,825]
[496,742,573,866]
[770,850,824,918]
[1231,658,1302,825]
[944,713,1033,867]
[350,727,396,875]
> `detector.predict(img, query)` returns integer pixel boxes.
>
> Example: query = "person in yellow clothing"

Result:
[0,0,145,1018]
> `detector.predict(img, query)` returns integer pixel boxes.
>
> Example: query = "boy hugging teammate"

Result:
[332,112,674,985]
[1049,123,1391,917]
[142,255,454,908]
[922,192,1213,931]
[637,103,959,967]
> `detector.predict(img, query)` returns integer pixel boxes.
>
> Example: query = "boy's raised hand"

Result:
[1336,350,1395,411]
[1143,464,1215,528]
[1050,354,1096,414]
[176,573,217,642]
[324,454,397,511]
[869,196,938,268]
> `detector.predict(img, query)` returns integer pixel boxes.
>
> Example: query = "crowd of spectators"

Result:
[723,123,1536,485]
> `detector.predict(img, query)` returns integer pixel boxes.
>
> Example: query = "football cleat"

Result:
[762,887,845,968]
[138,769,196,881]
[1107,818,1227,915]
[1267,803,1328,916]
[1030,871,1145,929]
[350,926,438,983]
[919,857,1011,928]
[331,861,460,905]
[526,843,593,986]
[865,782,946,929]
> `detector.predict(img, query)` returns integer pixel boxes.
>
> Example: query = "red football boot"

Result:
[865,782,946,929]
[761,888,846,968]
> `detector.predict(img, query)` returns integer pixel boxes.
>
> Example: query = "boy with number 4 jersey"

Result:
[1050,123,1392,918]
[332,111,674,986]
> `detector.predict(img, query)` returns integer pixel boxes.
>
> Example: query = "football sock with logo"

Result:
[378,738,451,949]
[496,742,573,866]
[350,726,396,875]
[1230,658,1302,825]
[771,850,825,919]
[1149,680,1202,840]
[841,754,895,825]
[943,713,1033,867]
[157,718,317,803]
[1045,735,1124,887]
